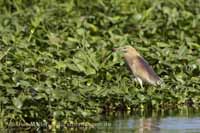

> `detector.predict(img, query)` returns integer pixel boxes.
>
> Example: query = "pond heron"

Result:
[113,46,162,88]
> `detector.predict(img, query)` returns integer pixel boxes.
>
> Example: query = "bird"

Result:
[113,45,162,88]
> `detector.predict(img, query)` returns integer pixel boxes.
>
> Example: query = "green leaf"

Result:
[12,97,23,109]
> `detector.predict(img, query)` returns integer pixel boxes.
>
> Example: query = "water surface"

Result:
[2,107,200,132]
[91,107,200,133]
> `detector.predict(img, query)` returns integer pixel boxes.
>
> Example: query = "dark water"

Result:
[90,107,200,133]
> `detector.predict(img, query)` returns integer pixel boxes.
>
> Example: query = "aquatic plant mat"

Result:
[0,0,200,129]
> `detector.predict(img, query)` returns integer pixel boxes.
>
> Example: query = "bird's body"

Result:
[114,46,162,88]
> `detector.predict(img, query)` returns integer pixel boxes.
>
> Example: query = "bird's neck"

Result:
[124,53,138,65]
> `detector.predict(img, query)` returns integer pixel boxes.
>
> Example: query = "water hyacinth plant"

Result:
[0,0,200,128]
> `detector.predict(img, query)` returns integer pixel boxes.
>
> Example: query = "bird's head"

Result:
[113,45,140,56]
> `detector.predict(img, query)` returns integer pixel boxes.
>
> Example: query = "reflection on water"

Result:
[2,107,200,132]
[91,107,200,133]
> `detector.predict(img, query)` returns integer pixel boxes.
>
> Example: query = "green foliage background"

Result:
[0,0,200,125]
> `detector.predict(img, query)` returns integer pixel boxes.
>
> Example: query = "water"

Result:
[2,107,200,132]
[90,107,200,133]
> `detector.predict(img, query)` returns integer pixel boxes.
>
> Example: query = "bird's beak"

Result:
[112,47,123,52]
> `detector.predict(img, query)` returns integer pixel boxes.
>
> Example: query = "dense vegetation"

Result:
[0,0,200,128]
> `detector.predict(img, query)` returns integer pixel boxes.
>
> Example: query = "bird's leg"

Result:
[132,77,137,82]
[136,77,144,90]
[132,77,144,89]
